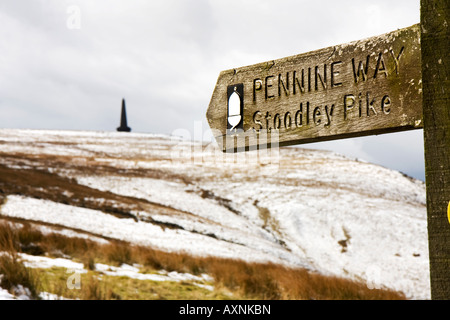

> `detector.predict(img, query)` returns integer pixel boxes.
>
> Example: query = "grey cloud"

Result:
[0,0,424,180]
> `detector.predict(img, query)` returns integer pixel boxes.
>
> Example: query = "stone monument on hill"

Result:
[117,98,131,132]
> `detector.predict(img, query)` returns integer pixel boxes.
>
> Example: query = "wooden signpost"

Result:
[207,0,449,299]
[207,24,422,152]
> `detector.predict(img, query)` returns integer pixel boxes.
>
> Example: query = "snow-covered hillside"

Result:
[0,129,429,299]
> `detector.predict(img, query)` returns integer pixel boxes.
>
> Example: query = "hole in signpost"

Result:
[228,91,241,129]
[227,84,244,132]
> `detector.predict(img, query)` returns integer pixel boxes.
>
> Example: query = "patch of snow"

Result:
[0,287,15,300]
[2,195,301,267]
[17,252,214,294]
[36,225,110,245]
[95,263,213,289]
[19,253,86,273]
[39,291,72,300]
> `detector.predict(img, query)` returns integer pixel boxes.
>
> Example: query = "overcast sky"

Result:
[0,0,425,180]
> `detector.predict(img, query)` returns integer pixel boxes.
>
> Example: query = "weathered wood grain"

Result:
[207,24,422,152]
[421,0,450,300]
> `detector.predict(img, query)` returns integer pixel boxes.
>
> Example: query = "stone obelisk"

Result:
[117,98,131,132]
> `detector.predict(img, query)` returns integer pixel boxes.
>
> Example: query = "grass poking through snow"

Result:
[0,220,406,300]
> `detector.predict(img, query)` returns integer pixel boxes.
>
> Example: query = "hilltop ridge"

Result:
[0,129,429,299]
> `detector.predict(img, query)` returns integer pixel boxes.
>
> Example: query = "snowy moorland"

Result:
[0,129,429,299]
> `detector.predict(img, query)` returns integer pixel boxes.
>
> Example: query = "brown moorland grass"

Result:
[0,222,41,299]
[0,253,41,299]
[0,220,406,300]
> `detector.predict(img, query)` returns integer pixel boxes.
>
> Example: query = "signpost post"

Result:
[206,0,449,299]
[421,0,449,300]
